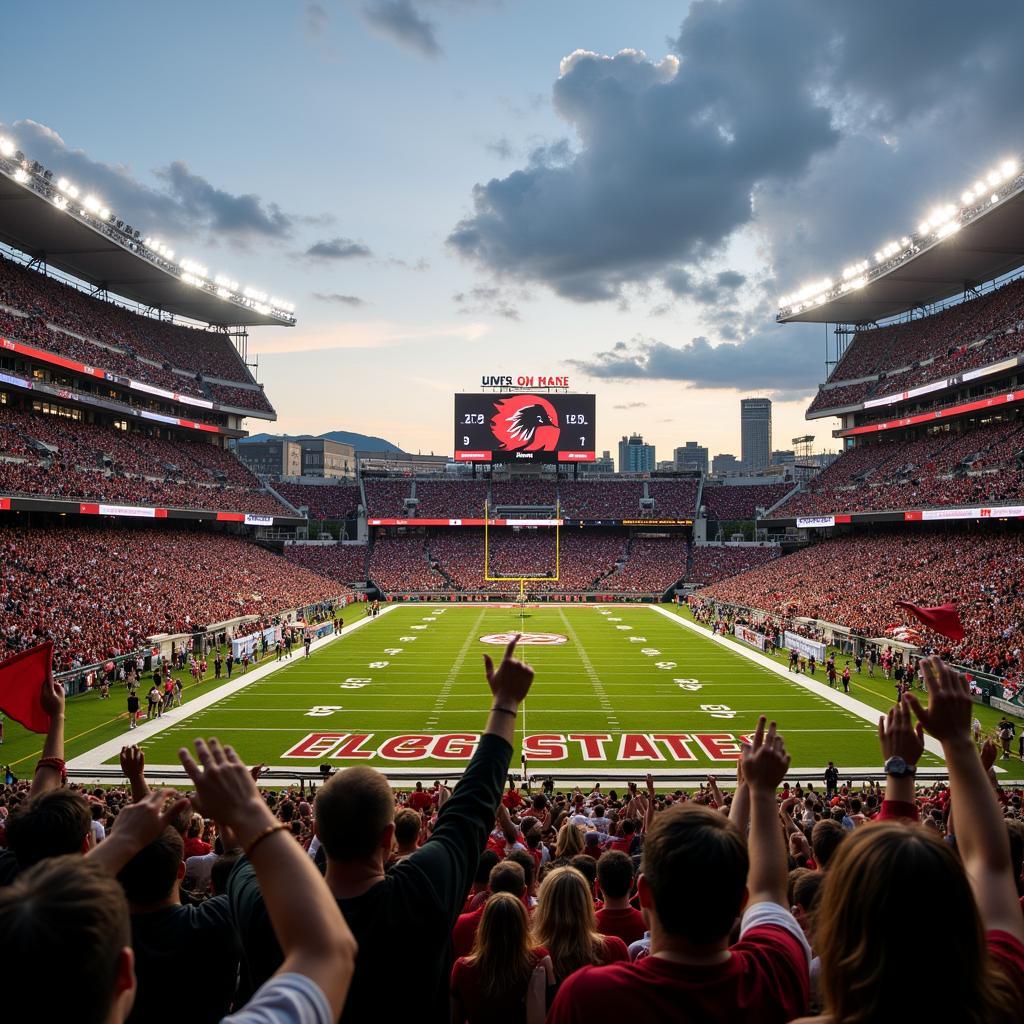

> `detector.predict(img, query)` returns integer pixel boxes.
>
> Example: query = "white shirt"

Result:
[223,973,330,1024]
[184,851,219,893]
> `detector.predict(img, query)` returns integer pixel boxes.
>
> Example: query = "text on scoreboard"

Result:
[454,393,596,463]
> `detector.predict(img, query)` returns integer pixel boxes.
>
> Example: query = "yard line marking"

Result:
[427,609,487,725]
[649,606,945,761]
[66,605,401,771]
[558,609,616,728]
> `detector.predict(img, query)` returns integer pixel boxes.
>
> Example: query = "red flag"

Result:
[0,642,54,733]
[894,602,965,642]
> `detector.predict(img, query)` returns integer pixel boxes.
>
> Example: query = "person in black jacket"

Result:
[228,634,536,1023]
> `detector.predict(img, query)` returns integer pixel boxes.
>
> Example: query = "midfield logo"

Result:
[479,632,568,645]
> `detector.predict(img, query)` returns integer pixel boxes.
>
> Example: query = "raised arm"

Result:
[908,659,1024,941]
[877,698,924,819]
[181,738,357,1021]
[730,760,750,834]
[643,773,656,833]
[119,745,151,802]
[86,788,191,874]
[741,716,791,908]
[496,801,518,844]
[30,672,66,797]
[706,774,725,810]
[403,636,534,917]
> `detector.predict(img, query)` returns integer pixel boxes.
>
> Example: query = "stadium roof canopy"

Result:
[777,161,1024,326]
[0,156,295,328]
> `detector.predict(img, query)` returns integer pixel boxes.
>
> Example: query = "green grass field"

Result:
[43,602,1009,779]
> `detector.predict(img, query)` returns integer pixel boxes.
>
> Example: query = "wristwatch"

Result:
[884,756,917,778]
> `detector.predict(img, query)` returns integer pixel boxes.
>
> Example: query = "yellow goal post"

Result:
[483,500,561,600]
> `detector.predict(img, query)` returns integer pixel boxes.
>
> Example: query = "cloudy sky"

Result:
[4,0,1024,461]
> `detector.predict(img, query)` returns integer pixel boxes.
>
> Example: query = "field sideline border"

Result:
[63,602,982,785]
[66,605,401,774]
[651,606,1021,780]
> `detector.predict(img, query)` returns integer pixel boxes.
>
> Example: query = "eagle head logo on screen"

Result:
[491,394,560,453]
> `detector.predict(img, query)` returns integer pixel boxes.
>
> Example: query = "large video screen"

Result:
[454,393,596,463]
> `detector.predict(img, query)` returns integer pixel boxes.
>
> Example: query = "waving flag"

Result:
[0,642,54,733]
[894,602,965,643]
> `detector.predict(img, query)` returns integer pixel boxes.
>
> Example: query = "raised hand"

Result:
[906,657,971,744]
[179,738,274,843]
[39,673,65,719]
[877,696,925,765]
[116,788,189,841]
[740,716,791,792]
[980,739,998,773]
[483,634,535,708]
[120,744,146,779]
[789,831,811,859]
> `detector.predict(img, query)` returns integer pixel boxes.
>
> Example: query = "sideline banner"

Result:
[991,696,1024,720]
[784,631,826,661]
[735,625,767,650]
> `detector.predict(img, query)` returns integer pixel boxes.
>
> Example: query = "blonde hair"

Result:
[532,866,605,982]
[464,892,535,999]
[816,823,1019,1024]
[554,822,584,860]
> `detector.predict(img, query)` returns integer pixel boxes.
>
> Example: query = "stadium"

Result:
[2,8,1024,1024]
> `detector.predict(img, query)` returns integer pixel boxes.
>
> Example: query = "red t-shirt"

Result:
[451,946,548,1024]
[548,906,809,1024]
[407,790,432,812]
[610,834,635,855]
[594,934,630,966]
[182,836,211,859]
[596,906,647,947]
[989,930,1024,1012]
[452,906,486,959]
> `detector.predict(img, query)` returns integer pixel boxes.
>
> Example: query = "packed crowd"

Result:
[687,545,782,587]
[644,481,700,518]
[2,645,1021,1024]
[359,479,701,522]
[204,382,275,416]
[0,402,290,515]
[274,483,362,520]
[370,535,448,591]
[609,537,689,593]
[557,481,646,519]
[363,479,415,517]
[364,530,689,594]
[698,527,1024,680]
[777,418,1024,517]
[702,484,793,521]
[281,544,368,586]
[414,481,490,518]
[491,480,559,507]
[808,275,1024,415]
[0,525,347,670]
[0,254,272,413]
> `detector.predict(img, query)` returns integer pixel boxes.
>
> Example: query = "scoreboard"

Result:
[454,393,596,463]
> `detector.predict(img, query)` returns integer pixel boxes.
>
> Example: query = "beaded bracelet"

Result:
[244,822,288,858]
[36,756,67,783]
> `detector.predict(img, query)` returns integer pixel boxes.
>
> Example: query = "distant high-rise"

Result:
[740,398,772,471]
[618,434,656,473]
[712,452,741,476]
[674,441,708,474]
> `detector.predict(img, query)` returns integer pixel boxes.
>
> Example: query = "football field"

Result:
[69,603,949,779]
